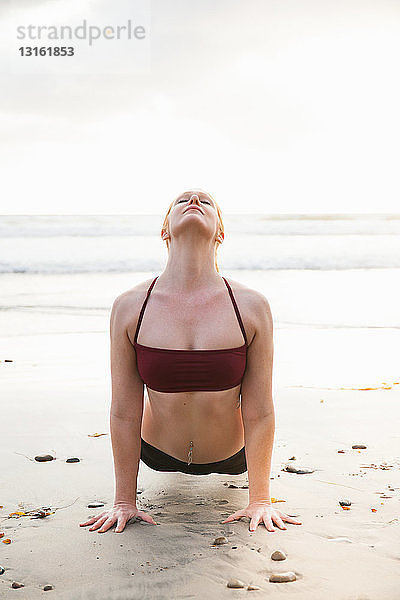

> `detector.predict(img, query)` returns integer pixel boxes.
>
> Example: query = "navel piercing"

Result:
[187,440,193,465]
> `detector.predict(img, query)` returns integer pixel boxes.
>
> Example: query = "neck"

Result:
[160,237,221,292]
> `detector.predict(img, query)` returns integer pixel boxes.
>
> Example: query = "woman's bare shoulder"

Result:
[111,276,157,323]
[223,275,270,311]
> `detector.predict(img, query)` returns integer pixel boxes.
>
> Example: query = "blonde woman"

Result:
[80,190,302,534]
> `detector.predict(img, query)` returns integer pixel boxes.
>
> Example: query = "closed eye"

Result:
[177,198,211,205]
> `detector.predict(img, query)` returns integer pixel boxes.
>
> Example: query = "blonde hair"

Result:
[161,191,224,273]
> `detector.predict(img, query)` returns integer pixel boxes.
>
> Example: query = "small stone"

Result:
[0,566,5,574]
[269,571,296,583]
[352,444,367,449]
[218,500,229,504]
[213,536,228,545]
[35,454,55,462]
[43,584,53,591]
[288,456,296,460]
[12,581,25,588]
[247,584,261,590]
[283,464,314,474]
[228,484,238,488]
[87,502,105,508]
[337,450,345,453]
[271,550,287,561]
[66,457,80,463]
[339,499,352,506]
[4,359,13,362]
[227,578,245,588]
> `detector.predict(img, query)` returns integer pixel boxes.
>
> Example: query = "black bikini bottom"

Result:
[140,437,247,475]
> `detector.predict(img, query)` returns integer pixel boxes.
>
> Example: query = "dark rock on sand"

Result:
[352,444,367,449]
[213,536,228,545]
[227,578,245,588]
[339,499,352,506]
[0,566,5,575]
[247,584,261,590]
[269,571,296,583]
[43,584,53,591]
[289,456,296,460]
[271,550,287,561]
[87,502,105,508]
[66,457,80,463]
[12,581,25,588]
[283,464,314,474]
[35,454,55,462]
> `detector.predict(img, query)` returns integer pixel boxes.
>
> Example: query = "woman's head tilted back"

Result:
[161,189,225,273]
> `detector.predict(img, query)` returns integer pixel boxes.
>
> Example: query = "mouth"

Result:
[184,206,203,214]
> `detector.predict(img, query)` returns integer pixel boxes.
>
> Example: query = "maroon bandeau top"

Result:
[133,276,248,393]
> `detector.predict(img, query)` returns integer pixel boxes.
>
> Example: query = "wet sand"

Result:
[1,272,399,598]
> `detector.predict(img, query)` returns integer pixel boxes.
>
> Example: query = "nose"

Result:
[188,194,200,205]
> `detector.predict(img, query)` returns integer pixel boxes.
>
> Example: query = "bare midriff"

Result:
[141,385,245,463]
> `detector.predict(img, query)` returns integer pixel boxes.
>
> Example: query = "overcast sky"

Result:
[1,0,399,215]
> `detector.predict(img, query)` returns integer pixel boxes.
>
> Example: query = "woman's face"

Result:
[167,190,221,242]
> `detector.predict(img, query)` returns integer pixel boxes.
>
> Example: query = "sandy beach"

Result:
[1,267,400,599]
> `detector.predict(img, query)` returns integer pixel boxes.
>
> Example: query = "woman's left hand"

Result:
[220,501,302,532]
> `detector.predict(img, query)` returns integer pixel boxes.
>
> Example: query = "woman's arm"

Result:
[221,291,302,532]
[240,292,275,503]
[109,293,144,505]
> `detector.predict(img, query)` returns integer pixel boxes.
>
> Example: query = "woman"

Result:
[80,190,302,535]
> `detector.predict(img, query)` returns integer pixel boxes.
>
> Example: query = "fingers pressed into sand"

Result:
[221,511,244,524]
[137,510,157,525]
[89,515,108,531]
[79,513,105,527]
[98,516,118,532]
[115,517,127,533]
[273,514,287,530]
[262,515,275,531]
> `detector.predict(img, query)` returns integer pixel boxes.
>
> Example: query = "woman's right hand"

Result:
[79,501,158,533]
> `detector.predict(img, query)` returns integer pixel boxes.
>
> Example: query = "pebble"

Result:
[87,502,105,508]
[271,550,287,561]
[218,500,229,504]
[269,571,296,583]
[66,457,80,463]
[247,584,261,590]
[35,454,55,462]
[227,578,245,588]
[283,464,314,474]
[11,581,25,588]
[43,584,53,591]
[352,444,367,449]
[337,450,345,453]
[339,499,352,506]
[288,456,296,460]
[4,359,13,362]
[213,536,228,545]
[0,566,5,575]
[228,484,238,488]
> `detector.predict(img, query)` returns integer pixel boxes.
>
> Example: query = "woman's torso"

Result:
[126,275,255,463]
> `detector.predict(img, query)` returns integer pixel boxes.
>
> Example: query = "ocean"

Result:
[0,213,399,390]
